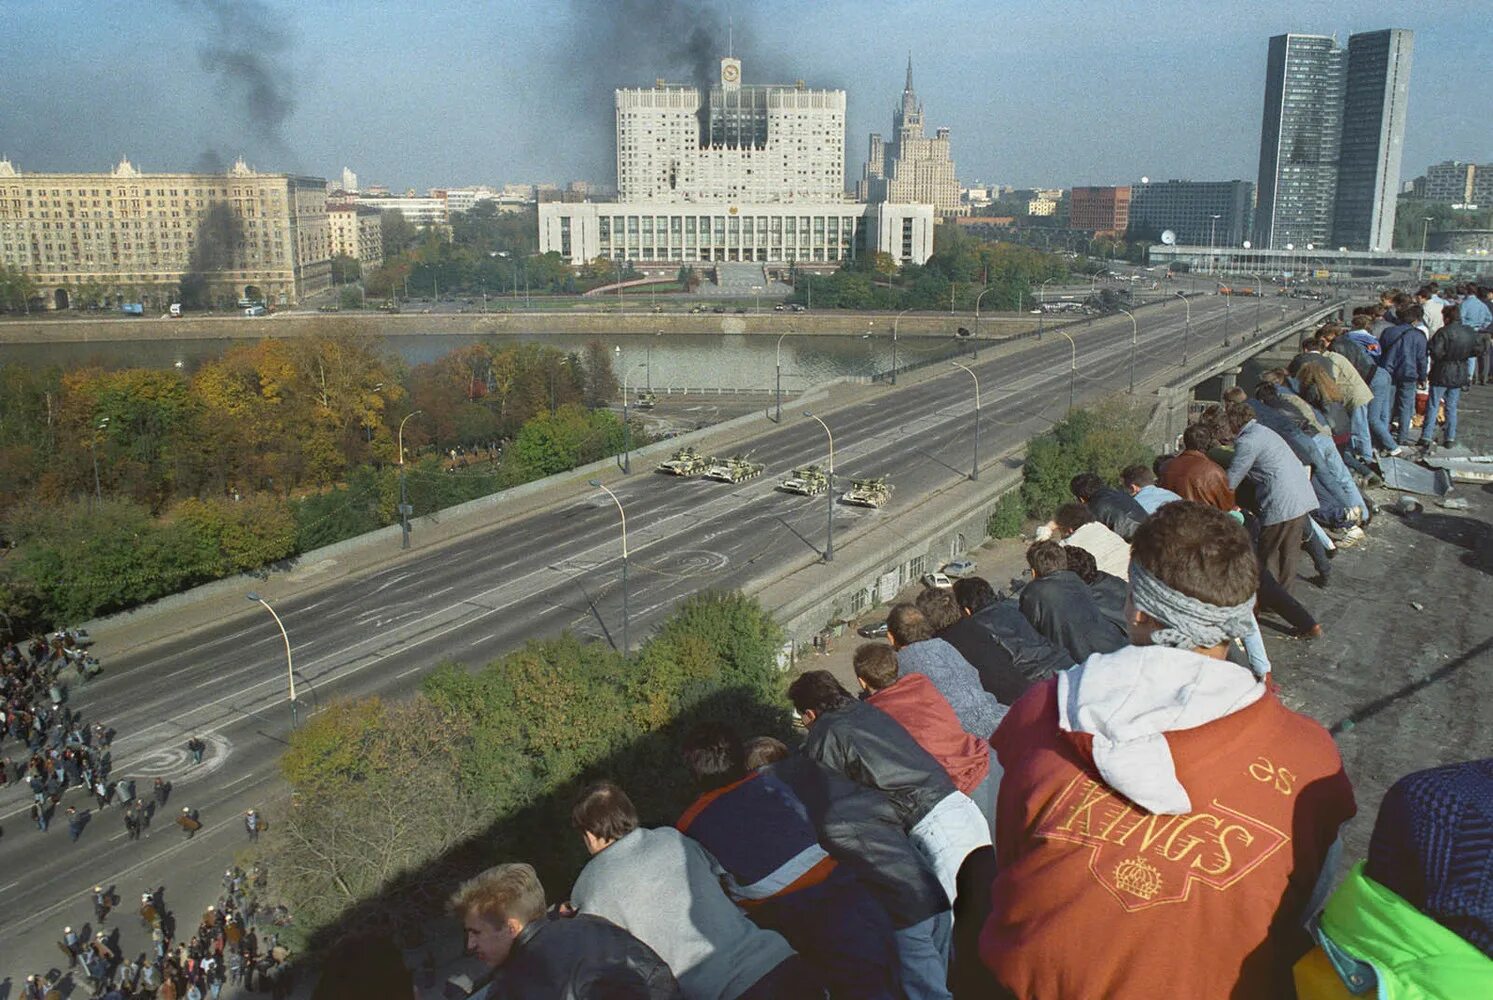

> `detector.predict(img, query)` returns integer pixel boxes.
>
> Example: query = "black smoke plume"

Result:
[179,202,244,308]
[178,0,297,162]
[563,1,730,166]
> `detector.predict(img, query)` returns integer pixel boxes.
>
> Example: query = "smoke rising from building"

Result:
[178,0,298,163]
[178,202,245,308]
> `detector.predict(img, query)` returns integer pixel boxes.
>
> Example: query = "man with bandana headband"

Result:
[978,501,1356,1000]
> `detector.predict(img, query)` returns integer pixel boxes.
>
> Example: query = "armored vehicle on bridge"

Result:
[841,476,892,508]
[703,454,766,484]
[778,466,829,496]
[656,447,712,477]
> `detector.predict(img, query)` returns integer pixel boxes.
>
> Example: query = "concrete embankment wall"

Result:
[0,310,1033,344]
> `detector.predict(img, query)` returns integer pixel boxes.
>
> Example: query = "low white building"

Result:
[354,194,448,227]
[538,200,934,266]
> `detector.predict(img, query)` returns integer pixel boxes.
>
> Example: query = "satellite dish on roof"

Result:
[1160,229,1177,245]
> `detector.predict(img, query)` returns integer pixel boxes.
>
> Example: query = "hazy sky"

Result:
[3,0,1489,192]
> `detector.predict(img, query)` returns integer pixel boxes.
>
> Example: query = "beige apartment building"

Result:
[327,205,384,272]
[859,58,963,217]
[0,157,332,309]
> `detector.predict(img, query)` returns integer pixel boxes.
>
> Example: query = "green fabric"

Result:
[1320,862,1493,999]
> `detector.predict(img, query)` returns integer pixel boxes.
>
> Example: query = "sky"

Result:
[2,0,1489,193]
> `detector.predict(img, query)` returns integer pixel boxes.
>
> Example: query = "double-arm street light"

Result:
[950,361,981,480]
[891,307,914,385]
[245,593,296,728]
[397,410,422,550]
[775,330,793,423]
[1117,307,1138,394]
[1058,332,1078,414]
[588,480,630,655]
[1173,291,1191,364]
[803,411,835,562]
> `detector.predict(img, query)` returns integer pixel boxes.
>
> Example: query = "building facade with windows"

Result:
[1254,29,1412,251]
[1332,29,1413,251]
[1068,186,1132,234]
[352,194,448,227]
[540,57,936,267]
[615,57,845,204]
[858,58,963,216]
[1411,161,1486,205]
[1129,179,1255,247]
[538,200,934,268]
[327,205,384,271]
[0,157,331,309]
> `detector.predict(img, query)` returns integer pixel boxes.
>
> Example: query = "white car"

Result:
[921,572,953,590]
[942,559,976,577]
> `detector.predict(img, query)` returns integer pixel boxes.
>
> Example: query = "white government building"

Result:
[539,57,935,268]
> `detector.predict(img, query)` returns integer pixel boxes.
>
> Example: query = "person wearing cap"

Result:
[178,805,201,839]
[979,501,1357,999]
[59,925,79,966]
[93,885,111,922]
[244,808,261,841]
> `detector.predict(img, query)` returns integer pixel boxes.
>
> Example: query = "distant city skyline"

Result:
[4,1,1490,192]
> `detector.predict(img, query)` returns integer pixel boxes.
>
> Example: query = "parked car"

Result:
[942,558,976,578]
[856,620,890,639]
[921,572,953,590]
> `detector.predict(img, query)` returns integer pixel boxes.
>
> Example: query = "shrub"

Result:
[987,491,1026,538]
[264,591,793,947]
[1019,399,1152,519]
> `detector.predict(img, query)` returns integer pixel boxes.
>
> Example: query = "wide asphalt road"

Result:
[0,294,1317,982]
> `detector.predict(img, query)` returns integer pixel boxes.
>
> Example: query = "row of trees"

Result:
[263,591,791,949]
[0,330,628,630]
[787,225,1071,312]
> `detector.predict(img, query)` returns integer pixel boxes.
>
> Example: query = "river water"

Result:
[0,331,975,391]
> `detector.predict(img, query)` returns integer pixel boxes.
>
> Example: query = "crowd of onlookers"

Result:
[326,283,1493,996]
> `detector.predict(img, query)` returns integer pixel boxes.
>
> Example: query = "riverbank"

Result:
[0,308,1044,344]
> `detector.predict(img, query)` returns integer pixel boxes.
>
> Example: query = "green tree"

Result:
[0,263,37,313]
[330,254,362,286]
[1020,399,1153,518]
[380,209,419,259]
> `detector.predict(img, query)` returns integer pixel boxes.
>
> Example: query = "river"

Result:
[0,330,976,391]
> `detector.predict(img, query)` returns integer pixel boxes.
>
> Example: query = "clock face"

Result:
[722,63,739,83]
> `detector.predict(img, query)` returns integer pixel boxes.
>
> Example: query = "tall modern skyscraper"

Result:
[1253,29,1413,251]
[1332,29,1413,251]
[1253,34,1344,250]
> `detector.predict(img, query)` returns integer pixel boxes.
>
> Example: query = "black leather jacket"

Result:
[1019,570,1128,665]
[800,698,955,831]
[492,912,682,999]
[1085,486,1148,541]
[768,755,949,930]
[941,600,1074,705]
[1429,322,1482,388]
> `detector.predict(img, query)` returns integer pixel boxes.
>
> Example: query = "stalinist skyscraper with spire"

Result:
[858,56,964,216]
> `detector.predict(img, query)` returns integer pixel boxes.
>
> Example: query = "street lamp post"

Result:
[775,330,793,423]
[973,285,993,349]
[620,360,646,474]
[88,416,110,507]
[588,480,630,655]
[950,361,980,480]
[1117,307,1138,394]
[1419,217,1433,279]
[891,307,914,385]
[397,410,422,550]
[245,593,296,728]
[803,411,835,562]
[1246,272,1264,334]
[1058,332,1078,414]
[1038,277,1057,339]
[1173,291,1191,363]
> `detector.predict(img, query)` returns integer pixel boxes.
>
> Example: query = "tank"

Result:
[841,476,892,508]
[634,391,657,410]
[778,465,829,495]
[703,454,765,483]
[655,447,712,476]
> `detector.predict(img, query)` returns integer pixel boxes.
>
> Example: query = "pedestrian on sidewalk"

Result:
[187,737,205,765]
[178,806,201,839]
[66,805,85,842]
[244,808,261,842]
